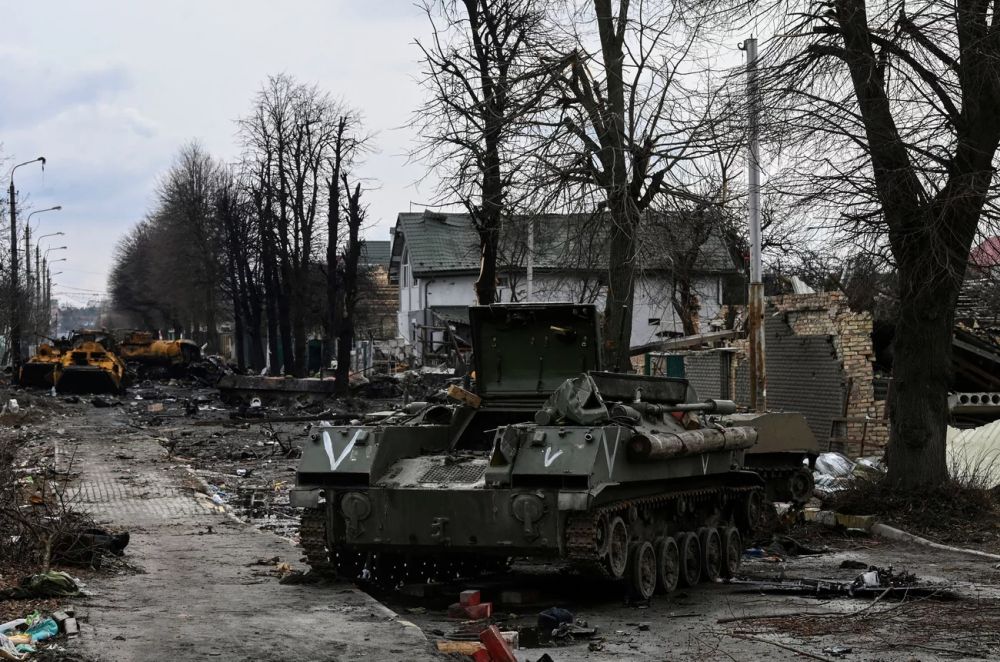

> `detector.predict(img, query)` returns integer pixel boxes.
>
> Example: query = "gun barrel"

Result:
[633,399,737,416]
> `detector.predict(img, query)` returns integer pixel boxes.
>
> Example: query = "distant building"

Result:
[354,240,399,341]
[388,211,743,354]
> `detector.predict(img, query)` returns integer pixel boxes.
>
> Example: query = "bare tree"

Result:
[239,75,343,375]
[325,110,371,370]
[415,0,558,305]
[725,1,1000,489]
[542,0,716,370]
[334,176,367,395]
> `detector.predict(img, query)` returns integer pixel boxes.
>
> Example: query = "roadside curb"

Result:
[805,508,1000,561]
[870,522,1000,561]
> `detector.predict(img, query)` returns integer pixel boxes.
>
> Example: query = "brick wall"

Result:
[767,292,888,455]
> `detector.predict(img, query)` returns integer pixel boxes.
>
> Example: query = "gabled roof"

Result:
[360,240,391,268]
[390,210,741,280]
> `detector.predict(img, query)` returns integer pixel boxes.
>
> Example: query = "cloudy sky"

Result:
[1,0,439,305]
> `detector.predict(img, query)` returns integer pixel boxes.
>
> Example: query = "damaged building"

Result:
[388,210,744,361]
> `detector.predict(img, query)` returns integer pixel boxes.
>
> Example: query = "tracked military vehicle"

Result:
[293,303,768,598]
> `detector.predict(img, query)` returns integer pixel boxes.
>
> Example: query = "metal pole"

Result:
[9,179,19,380]
[8,158,45,380]
[742,37,766,412]
[24,222,31,350]
[35,245,40,303]
[45,266,51,336]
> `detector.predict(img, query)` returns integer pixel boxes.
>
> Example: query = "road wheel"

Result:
[627,541,657,601]
[655,537,680,594]
[720,527,742,578]
[788,467,815,505]
[736,489,763,534]
[699,527,723,582]
[593,512,611,558]
[605,516,629,579]
[676,532,702,587]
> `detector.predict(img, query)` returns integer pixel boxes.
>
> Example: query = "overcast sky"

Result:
[1,0,440,305]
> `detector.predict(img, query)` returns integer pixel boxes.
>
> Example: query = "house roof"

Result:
[360,240,391,268]
[390,210,740,280]
[971,236,1000,268]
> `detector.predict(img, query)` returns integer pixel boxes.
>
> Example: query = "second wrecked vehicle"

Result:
[294,303,770,598]
[54,330,128,394]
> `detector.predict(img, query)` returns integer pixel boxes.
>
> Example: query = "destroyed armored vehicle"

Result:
[117,331,201,377]
[294,303,767,598]
[54,330,128,394]
[19,339,69,388]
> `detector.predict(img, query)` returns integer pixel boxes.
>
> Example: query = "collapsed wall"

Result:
[672,292,887,457]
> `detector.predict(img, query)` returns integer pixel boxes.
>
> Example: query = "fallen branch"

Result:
[717,611,844,624]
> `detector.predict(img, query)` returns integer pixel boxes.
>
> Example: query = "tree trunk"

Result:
[885,274,954,488]
[232,298,246,372]
[277,284,294,376]
[602,199,638,372]
[292,302,307,376]
[262,252,281,375]
[475,228,499,304]
[672,277,700,336]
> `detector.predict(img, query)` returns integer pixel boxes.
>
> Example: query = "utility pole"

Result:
[24,222,31,345]
[741,38,766,412]
[35,246,40,303]
[8,157,46,381]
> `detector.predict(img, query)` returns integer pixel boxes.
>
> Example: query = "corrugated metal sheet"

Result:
[684,351,729,401]
[732,311,847,444]
[765,313,846,444]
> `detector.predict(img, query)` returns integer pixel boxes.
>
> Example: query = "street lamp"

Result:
[24,206,61,304]
[8,156,46,379]
[23,207,61,350]
[36,241,66,302]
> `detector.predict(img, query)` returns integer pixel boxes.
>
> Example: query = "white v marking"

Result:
[544,447,564,467]
[603,429,619,478]
[701,453,710,475]
[323,429,360,471]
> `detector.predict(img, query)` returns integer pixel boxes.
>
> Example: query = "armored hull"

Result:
[294,304,765,598]
[53,331,127,394]
[19,343,64,388]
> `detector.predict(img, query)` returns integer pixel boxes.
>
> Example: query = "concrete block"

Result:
[63,617,79,636]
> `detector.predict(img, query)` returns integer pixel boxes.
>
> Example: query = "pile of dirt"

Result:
[832,479,1000,549]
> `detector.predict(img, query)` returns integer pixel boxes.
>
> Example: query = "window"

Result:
[401,248,411,288]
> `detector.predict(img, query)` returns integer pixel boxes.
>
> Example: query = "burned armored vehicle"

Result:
[293,303,766,598]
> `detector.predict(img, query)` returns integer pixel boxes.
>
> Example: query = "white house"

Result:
[389,211,743,354]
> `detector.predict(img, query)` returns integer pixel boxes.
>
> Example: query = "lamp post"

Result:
[45,262,65,338]
[25,206,62,296]
[9,156,46,380]
[36,234,65,301]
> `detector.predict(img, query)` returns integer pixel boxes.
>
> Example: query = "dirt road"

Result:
[50,401,436,662]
